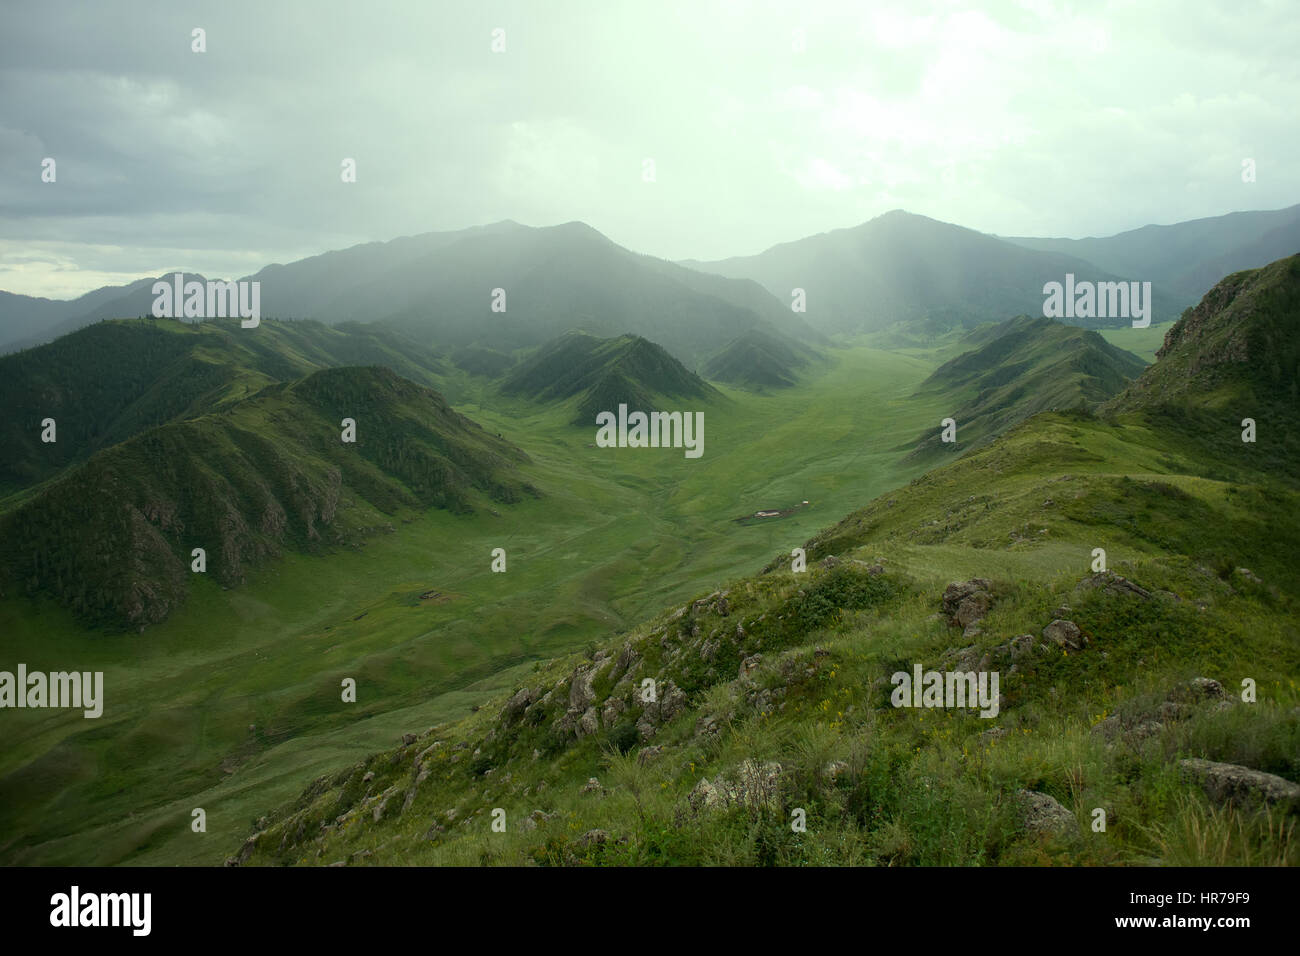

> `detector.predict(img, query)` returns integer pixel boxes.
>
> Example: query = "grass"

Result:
[0,338,952,865]
[229,402,1300,868]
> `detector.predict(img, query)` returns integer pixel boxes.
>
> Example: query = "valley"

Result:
[0,337,953,865]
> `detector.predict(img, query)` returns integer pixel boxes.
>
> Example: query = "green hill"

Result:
[0,317,445,495]
[1105,256,1300,479]
[232,257,1300,869]
[0,366,534,630]
[500,331,719,424]
[701,329,820,389]
[905,316,1147,463]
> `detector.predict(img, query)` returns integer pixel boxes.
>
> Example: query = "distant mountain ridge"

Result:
[1004,204,1300,305]
[682,210,1186,333]
[6,205,1295,354]
[0,222,810,365]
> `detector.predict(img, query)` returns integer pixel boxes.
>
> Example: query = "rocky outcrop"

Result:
[1073,571,1152,600]
[686,759,784,816]
[1017,789,1076,836]
[1179,759,1300,811]
[1042,619,1086,651]
[1092,677,1233,747]
[942,579,994,635]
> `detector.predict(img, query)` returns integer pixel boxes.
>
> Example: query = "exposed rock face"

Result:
[501,687,532,725]
[1017,789,1076,836]
[942,579,994,630]
[686,760,784,816]
[1092,677,1235,747]
[1073,571,1152,600]
[1042,619,1085,651]
[1179,759,1300,811]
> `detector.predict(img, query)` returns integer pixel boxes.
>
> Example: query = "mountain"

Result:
[683,210,1184,334]
[701,328,821,389]
[0,317,445,495]
[231,261,1300,869]
[450,345,516,378]
[0,222,807,364]
[1004,204,1300,305]
[0,291,69,347]
[906,315,1147,463]
[0,364,535,630]
[1105,254,1300,479]
[0,277,210,353]
[500,331,719,424]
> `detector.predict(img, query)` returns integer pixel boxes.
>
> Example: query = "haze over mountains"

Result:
[4,205,1298,357]
[232,251,1300,869]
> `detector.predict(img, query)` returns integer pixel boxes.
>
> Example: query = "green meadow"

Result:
[0,340,954,865]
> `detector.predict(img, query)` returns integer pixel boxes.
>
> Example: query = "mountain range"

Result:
[4,205,1298,356]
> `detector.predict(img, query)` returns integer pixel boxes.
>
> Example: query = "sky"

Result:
[1,0,1297,299]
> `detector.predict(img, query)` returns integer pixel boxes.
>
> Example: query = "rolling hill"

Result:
[500,331,719,424]
[905,316,1148,463]
[701,328,821,389]
[0,365,535,629]
[1105,253,1300,481]
[0,317,446,495]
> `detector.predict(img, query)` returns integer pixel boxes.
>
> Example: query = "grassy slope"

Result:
[238,408,1300,867]
[0,317,445,498]
[0,365,530,630]
[1098,321,1175,365]
[0,341,949,865]
[905,317,1147,464]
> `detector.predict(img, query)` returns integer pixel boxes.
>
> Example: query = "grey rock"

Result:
[1042,619,1085,651]
[501,687,533,724]
[1179,759,1300,810]
[1074,571,1152,601]
[1017,789,1076,836]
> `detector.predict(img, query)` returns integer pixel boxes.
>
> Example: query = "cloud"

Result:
[0,0,1296,296]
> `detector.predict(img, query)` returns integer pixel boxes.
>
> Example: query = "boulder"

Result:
[577,828,609,847]
[942,579,994,629]
[501,687,533,725]
[1017,789,1076,836]
[1073,571,1152,600]
[1179,759,1300,811]
[1008,634,1036,661]
[1042,619,1085,651]
[688,778,723,814]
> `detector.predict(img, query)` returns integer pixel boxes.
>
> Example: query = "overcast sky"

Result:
[1,0,1296,299]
